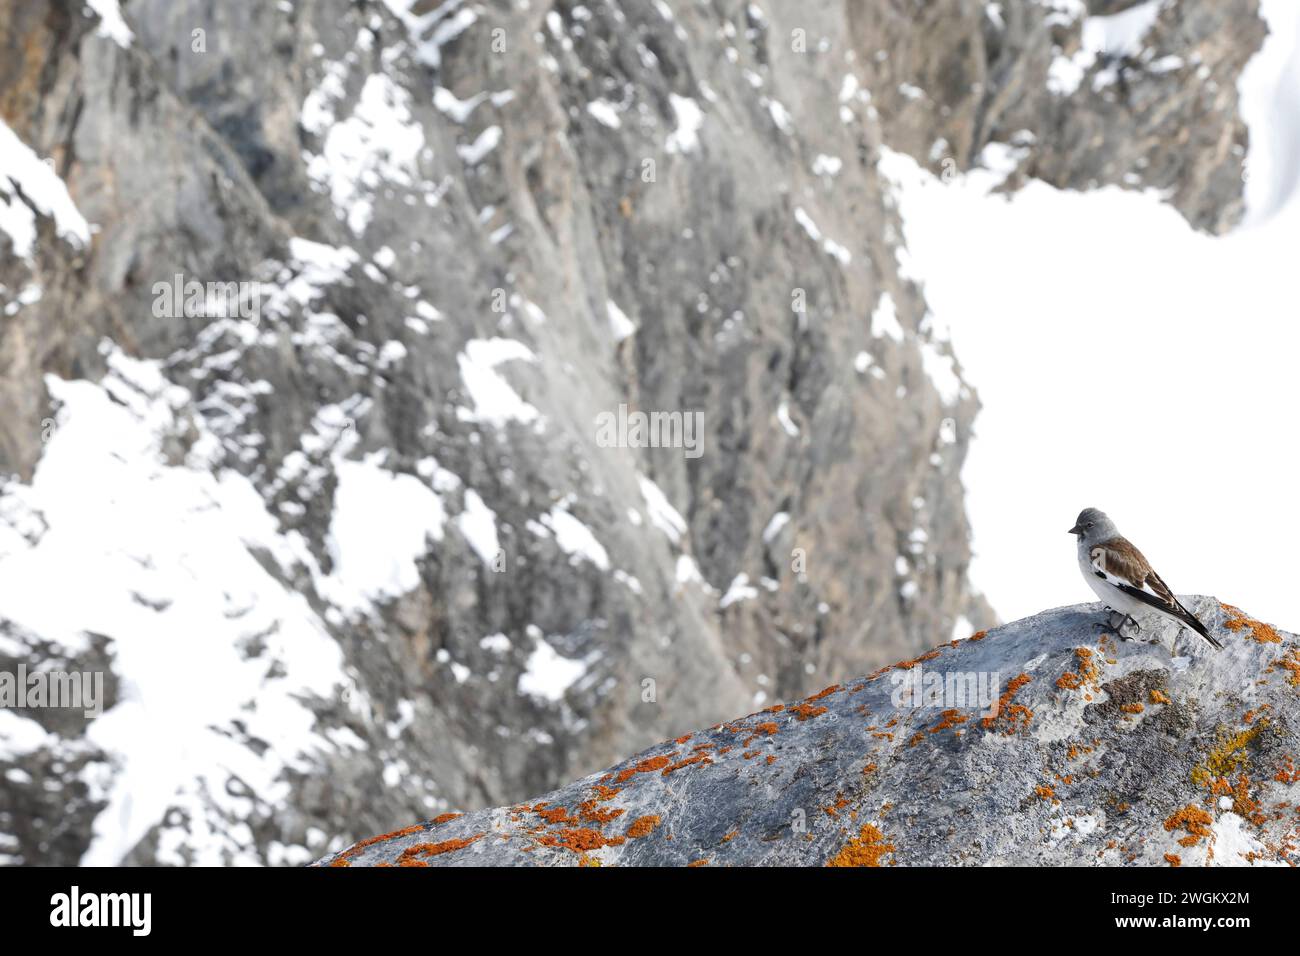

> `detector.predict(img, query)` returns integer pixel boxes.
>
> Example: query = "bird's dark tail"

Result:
[1178,605,1222,649]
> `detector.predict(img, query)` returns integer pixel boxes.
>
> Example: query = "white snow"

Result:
[457,125,502,165]
[455,338,541,427]
[665,94,704,154]
[1047,0,1165,95]
[919,340,964,405]
[0,355,355,866]
[0,120,92,259]
[638,475,689,544]
[812,154,843,177]
[607,299,637,342]
[0,710,57,757]
[675,554,704,586]
[528,499,610,571]
[455,489,500,565]
[776,401,800,437]
[518,633,589,703]
[794,207,852,265]
[86,0,134,48]
[871,291,905,342]
[719,573,759,609]
[767,99,793,134]
[321,456,446,610]
[304,72,424,235]
[586,100,622,129]
[479,633,512,654]
[381,0,478,69]
[762,511,790,543]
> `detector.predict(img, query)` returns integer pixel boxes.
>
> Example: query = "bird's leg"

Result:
[1109,612,1141,640]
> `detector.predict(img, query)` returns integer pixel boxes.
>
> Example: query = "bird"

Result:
[1069,507,1222,650]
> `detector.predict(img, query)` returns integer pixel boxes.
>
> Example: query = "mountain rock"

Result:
[319,599,1300,866]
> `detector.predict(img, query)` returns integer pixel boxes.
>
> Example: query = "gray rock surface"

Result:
[319,600,1300,866]
[0,0,1267,865]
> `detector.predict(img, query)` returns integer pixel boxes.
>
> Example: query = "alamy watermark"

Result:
[890,664,1001,718]
[1,663,103,718]
[152,273,261,323]
[595,403,703,459]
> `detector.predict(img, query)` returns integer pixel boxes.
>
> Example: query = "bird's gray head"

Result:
[1069,507,1117,545]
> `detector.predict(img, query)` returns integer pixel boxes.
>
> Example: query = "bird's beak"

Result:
[1068,523,1083,535]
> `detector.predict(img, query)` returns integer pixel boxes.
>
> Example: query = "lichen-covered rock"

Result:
[319,600,1300,866]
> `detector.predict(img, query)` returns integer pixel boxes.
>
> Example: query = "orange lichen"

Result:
[662,753,713,775]
[741,721,781,746]
[821,795,851,817]
[337,822,427,859]
[1273,650,1300,688]
[674,734,692,744]
[1274,757,1299,784]
[807,684,842,702]
[1120,703,1145,714]
[1035,785,1055,801]
[895,649,943,670]
[1056,647,1100,691]
[535,806,575,825]
[1165,853,1182,867]
[592,784,622,801]
[788,703,828,721]
[1150,689,1171,705]
[826,823,895,867]
[1163,805,1214,847]
[721,830,738,843]
[687,859,709,867]
[615,754,674,783]
[983,674,1033,733]
[578,800,626,825]
[1221,605,1282,644]
[538,828,625,853]
[969,630,988,641]
[929,708,968,734]
[625,815,662,839]
[765,754,777,765]
[397,833,485,864]
[431,813,462,825]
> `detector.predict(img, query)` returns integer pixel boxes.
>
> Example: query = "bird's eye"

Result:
[1086,522,1093,529]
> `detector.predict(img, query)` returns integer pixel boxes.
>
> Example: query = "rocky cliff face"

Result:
[0,0,1265,865]
[319,600,1300,866]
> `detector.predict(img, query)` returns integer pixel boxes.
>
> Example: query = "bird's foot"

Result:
[1106,611,1141,640]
